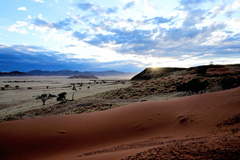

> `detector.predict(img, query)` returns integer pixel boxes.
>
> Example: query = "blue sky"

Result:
[0,0,240,72]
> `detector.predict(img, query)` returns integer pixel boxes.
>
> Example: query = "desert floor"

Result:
[0,76,132,119]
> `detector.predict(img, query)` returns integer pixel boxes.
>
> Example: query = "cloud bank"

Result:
[1,0,240,72]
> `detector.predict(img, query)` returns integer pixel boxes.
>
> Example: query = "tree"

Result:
[35,93,57,105]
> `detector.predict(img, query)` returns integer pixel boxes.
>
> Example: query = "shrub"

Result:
[57,92,75,103]
[221,76,239,90]
[195,66,208,75]
[176,78,209,95]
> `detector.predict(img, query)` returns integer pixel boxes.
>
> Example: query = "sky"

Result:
[0,0,240,72]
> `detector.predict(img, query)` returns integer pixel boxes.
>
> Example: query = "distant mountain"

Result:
[82,70,133,76]
[0,71,29,76]
[0,69,135,77]
[27,70,81,76]
[26,70,134,77]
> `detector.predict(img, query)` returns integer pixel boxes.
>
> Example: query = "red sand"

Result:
[0,87,240,160]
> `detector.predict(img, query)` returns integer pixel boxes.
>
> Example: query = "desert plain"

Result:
[0,75,133,120]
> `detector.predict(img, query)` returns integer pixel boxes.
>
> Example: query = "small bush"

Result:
[221,76,239,90]
[195,66,208,75]
[176,78,209,94]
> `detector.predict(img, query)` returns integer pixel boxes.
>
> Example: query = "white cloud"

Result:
[18,7,27,11]
[8,21,29,34]
[227,18,240,34]
[34,0,44,3]
[38,14,43,19]
[232,0,240,10]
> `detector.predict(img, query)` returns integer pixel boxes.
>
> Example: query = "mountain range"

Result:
[0,70,135,77]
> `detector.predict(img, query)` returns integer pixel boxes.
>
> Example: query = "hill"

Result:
[131,64,240,80]
[131,67,185,80]
[97,64,240,100]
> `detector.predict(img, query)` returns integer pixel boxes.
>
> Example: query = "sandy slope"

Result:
[0,87,240,160]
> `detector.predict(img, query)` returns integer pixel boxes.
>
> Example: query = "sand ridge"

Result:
[0,87,240,159]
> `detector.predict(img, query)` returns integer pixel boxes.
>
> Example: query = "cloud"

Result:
[72,31,87,40]
[71,15,236,64]
[33,0,44,3]
[77,3,94,11]
[206,3,228,19]
[18,7,27,11]
[32,17,73,31]
[123,1,135,10]
[52,18,72,30]
[27,0,237,68]
[106,7,118,14]
[182,9,206,27]
[0,44,142,72]
[179,0,214,10]
[0,44,85,71]
[145,17,172,24]
[4,0,240,71]
[33,18,49,27]
[232,0,240,10]
[7,21,29,34]
[75,2,118,16]
[69,2,235,62]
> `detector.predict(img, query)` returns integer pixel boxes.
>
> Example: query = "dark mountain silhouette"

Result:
[0,70,134,77]
[27,70,80,76]
[27,70,134,76]
[82,70,131,76]
[0,71,29,76]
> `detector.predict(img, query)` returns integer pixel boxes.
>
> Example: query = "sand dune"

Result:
[0,87,240,160]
